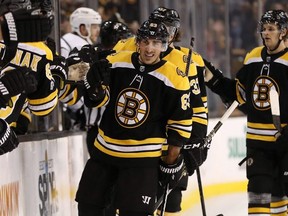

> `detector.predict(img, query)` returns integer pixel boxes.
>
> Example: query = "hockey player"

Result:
[60,7,102,130]
[114,7,208,215]
[75,19,192,216]
[0,0,58,123]
[60,7,102,58]
[204,10,288,216]
[0,0,56,153]
[149,7,209,216]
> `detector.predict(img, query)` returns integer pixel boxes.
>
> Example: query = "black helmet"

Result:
[258,10,288,33]
[100,21,132,48]
[149,7,180,30]
[136,19,169,44]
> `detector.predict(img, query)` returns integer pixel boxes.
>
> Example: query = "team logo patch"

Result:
[176,67,185,77]
[252,76,279,110]
[115,88,150,128]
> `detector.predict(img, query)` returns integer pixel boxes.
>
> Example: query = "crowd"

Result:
[1,0,288,216]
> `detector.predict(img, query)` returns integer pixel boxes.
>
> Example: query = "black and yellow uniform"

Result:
[208,46,288,215]
[114,37,207,139]
[0,41,58,124]
[76,51,192,214]
[114,37,207,213]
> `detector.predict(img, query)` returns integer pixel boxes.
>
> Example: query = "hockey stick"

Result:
[185,37,195,76]
[269,89,281,137]
[154,169,187,212]
[204,100,239,148]
[196,167,207,216]
[196,101,238,216]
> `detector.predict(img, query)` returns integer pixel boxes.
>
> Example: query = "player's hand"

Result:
[1,8,53,43]
[79,45,116,63]
[0,118,19,155]
[159,154,185,188]
[50,55,68,90]
[84,59,111,101]
[0,67,37,107]
[203,58,224,89]
[181,138,208,176]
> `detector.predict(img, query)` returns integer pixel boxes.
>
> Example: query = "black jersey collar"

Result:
[131,52,166,73]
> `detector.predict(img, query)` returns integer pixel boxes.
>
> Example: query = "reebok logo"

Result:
[4,13,17,41]
[142,196,151,205]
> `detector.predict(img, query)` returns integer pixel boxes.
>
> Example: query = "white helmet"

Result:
[70,7,102,43]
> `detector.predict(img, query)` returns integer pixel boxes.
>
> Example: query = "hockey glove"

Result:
[46,37,68,90]
[203,58,224,90]
[1,7,53,43]
[0,67,37,107]
[50,55,68,90]
[276,125,288,157]
[159,155,186,188]
[84,59,111,101]
[0,118,19,155]
[181,138,208,176]
[79,45,116,64]
[66,47,82,67]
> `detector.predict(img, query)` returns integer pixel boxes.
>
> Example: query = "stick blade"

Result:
[270,89,280,116]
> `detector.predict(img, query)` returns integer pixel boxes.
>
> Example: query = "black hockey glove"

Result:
[203,58,224,90]
[80,45,116,63]
[1,7,53,43]
[66,47,82,67]
[0,118,19,155]
[84,59,111,101]
[181,138,208,176]
[276,125,288,157]
[159,155,186,188]
[46,37,68,90]
[50,55,68,90]
[0,67,37,107]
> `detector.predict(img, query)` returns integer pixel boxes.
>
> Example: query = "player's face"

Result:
[138,38,163,64]
[90,24,101,43]
[261,23,284,51]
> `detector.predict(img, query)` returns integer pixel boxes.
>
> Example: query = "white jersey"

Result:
[60,32,90,58]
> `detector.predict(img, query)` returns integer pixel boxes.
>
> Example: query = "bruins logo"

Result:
[252,76,279,110]
[115,88,150,128]
[176,67,186,77]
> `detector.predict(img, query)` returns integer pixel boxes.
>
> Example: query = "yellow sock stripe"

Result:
[181,180,248,210]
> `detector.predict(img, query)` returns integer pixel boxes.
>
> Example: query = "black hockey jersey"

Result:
[215,46,288,149]
[88,51,193,166]
[0,41,58,124]
[114,37,207,140]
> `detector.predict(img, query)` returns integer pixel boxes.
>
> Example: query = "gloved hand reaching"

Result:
[203,58,224,89]
[84,59,111,101]
[181,138,208,176]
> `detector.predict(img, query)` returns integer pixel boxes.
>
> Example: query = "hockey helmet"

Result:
[136,19,169,51]
[258,10,288,36]
[70,7,102,42]
[100,21,132,48]
[149,7,180,36]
